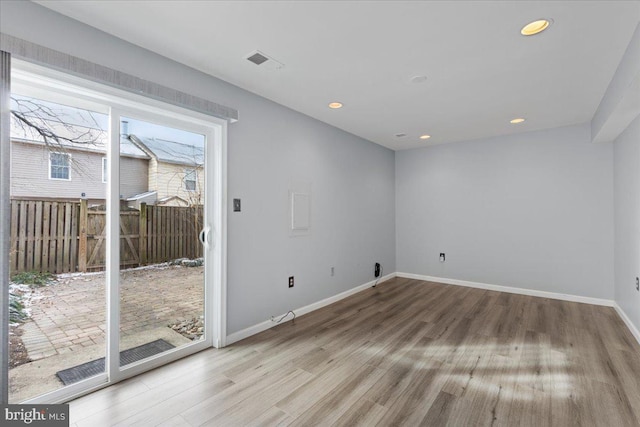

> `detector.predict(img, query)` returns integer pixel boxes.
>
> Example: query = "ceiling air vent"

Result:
[245,50,285,70]
[247,52,269,66]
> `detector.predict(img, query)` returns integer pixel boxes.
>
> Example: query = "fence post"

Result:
[78,199,88,272]
[139,203,147,266]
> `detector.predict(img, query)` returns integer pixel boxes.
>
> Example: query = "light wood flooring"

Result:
[69,278,640,426]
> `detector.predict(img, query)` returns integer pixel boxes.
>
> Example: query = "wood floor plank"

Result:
[419,390,457,426]
[139,346,257,389]
[363,361,415,407]
[286,364,386,426]
[203,368,313,426]
[180,363,300,425]
[67,278,640,427]
[439,333,489,398]
[112,375,234,426]
[373,357,449,426]
[156,415,192,427]
[274,341,379,417]
[244,407,292,427]
[74,364,232,427]
[586,379,639,427]
[365,319,430,370]
[332,397,388,427]
[69,379,151,423]
[472,354,517,427]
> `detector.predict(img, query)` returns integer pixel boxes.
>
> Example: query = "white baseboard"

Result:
[225,272,396,345]
[613,303,640,346]
[396,272,615,307]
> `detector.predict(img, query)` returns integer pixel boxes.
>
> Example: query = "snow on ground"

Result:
[56,261,173,280]
[9,283,46,319]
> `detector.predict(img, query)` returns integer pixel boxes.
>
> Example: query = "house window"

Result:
[50,153,71,180]
[184,169,197,191]
[102,157,107,183]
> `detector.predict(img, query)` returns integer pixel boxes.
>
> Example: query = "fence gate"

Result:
[82,208,141,272]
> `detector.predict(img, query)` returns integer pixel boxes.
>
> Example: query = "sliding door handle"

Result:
[199,226,211,248]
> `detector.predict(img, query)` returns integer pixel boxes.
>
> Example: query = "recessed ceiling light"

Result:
[521,19,551,36]
[328,102,343,109]
[419,134,431,140]
[411,75,428,84]
[510,118,526,124]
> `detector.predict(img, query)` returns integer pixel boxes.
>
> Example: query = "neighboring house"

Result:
[10,95,204,207]
[128,135,205,207]
[10,129,150,206]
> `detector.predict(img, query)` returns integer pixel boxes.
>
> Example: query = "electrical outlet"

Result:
[233,198,241,212]
[289,276,294,288]
[636,277,639,292]
[439,253,445,262]
[374,263,381,278]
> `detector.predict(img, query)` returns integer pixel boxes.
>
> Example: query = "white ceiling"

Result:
[35,1,640,150]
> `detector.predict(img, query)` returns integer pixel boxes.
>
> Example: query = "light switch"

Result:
[233,198,241,212]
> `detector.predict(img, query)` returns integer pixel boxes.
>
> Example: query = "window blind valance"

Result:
[0,33,238,122]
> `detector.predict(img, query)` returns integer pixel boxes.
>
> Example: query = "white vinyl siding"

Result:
[11,141,148,201]
[150,162,204,205]
[49,152,71,180]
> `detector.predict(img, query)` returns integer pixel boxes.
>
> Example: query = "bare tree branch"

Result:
[11,96,105,148]
[11,96,107,178]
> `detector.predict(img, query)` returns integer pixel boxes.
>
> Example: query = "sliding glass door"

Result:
[5,60,225,403]
[7,89,110,403]
[117,115,208,369]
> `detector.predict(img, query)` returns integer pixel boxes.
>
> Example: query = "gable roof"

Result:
[119,137,150,158]
[157,195,189,206]
[12,128,150,160]
[11,94,203,163]
[129,135,203,167]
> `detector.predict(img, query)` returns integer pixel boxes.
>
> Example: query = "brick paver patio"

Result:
[19,264,204,361]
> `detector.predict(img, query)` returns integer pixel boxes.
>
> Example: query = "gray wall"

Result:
[229,106,395,332]
[591,23,640,143]
[396,123,615,299]
[613,115,640,332]
[0,1,396,334]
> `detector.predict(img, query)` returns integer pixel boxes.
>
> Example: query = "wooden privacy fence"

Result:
[9,199,203,275]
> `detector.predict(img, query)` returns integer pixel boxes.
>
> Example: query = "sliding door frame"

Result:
[9,60,227,404]
[1,50,12,406]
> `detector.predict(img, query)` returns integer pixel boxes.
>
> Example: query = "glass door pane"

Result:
[8,93,108,402]
[117,116,206,366]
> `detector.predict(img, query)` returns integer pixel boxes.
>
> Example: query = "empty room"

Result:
[0,1,639,426]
